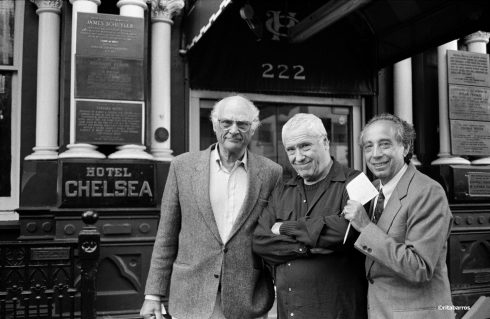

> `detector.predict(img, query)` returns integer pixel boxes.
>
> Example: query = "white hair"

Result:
[210,95,260,130]
[282,113,327,141]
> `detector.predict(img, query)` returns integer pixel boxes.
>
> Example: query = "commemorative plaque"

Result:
[76,56,143,100]
[449,85,490,121]
[76,12,143,59]
[75,100,143,145]
[468,172,490,196]
[450,119,490,156]
[447,50,490,86]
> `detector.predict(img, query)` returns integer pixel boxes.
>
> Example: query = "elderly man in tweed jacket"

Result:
[140,95,282,319]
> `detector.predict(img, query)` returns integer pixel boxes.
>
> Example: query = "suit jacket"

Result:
[355,164,454,319]
[145,144,283,319]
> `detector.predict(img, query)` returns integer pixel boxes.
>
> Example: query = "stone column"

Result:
[59,0,104,159]
[149,0,184,161]
[393,58,421,166]
[109,0,153,159]
[432,40,470,165]
[25,0,63,160]
[464,31,490,165]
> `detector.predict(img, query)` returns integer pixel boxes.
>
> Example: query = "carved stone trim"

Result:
[30,0,63,13]
[464,31,490,45]
[150,0,184,21]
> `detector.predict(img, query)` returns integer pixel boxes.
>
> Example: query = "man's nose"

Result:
[228,122,240,134]
[372,145,382,157]
[294,149,305,162]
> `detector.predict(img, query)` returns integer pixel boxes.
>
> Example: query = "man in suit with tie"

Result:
[140,95,282,319]
[342,113,454,319]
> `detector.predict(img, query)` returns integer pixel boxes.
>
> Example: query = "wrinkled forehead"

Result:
[219,99,253,120]
[283,128,321,146]
[362,120,399,143]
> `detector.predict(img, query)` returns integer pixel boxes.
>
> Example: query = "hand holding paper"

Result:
[343,172,378,244]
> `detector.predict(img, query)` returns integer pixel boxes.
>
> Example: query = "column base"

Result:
[471,157,490,165]
[431,155,470,165]
[58,143,106,159]
[410,154,422,166]
[108,144,153,159]
[151,148,174,162]
[25,146,59,160]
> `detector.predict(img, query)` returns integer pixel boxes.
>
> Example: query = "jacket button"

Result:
[368,277,374,284]
[214,274,219,278]
[223,248,228,253]
[367,248,372,253]
[362,245,367,250]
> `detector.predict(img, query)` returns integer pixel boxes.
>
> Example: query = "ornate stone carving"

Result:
[30,0,63,12]
[149,0,184,20]
[464,31,490,45]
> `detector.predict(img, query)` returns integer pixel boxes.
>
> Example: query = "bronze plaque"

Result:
[31,247,71,260]
[76,12,143,59]
[450,119,490,156]
[468,172,490,196]
[448,50,490,86]
[449,84,490,121]
[75,100,143,145]
[59,160,155,208]
[76,56,143,100]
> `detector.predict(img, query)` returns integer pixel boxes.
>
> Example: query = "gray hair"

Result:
[210,95,260,131]
[282,113,328,141]
[360,113,416,164]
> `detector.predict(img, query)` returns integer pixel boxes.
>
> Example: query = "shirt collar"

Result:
[212,144,248,171]
[379,163,408,198]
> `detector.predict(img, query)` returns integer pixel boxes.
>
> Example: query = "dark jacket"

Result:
[253,160,367,319]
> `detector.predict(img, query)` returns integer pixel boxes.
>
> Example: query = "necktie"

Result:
[373,189,385,224]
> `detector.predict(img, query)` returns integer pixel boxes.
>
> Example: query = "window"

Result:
[190,91,363,175]
[0,1,23,219]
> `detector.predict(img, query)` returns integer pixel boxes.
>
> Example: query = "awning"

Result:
[184,0,490,68]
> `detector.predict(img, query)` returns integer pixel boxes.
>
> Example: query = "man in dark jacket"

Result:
[253,113,367,319]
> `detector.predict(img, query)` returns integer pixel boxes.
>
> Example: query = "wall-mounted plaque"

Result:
[449,84,490,121]
[76,12,144,59]
[468,172,490,196]
[75,100,143,145]
[448,50,490,87]
[76,56,143,100]
[59,160,155,208]
[450,119,490,156]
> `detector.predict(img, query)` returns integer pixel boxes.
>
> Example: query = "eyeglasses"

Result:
[218,119,252,132]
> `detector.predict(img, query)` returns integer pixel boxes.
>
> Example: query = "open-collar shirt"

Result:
[209,144,248,243]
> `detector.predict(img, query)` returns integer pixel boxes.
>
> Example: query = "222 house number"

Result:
[261,63,306,80]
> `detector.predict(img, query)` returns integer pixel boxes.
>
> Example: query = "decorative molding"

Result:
[464,31,490,45]
[30,0,63,13]
[150,0,184,21]
[117,0,148,10]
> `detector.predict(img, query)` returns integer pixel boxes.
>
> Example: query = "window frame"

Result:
[0,1,24,219]
[189,90,364,170]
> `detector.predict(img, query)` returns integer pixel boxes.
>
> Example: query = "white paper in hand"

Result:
[346,172,378,205]
[343,172,378,244]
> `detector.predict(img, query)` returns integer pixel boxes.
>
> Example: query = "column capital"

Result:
[464,31,490,45]
[150,0,184,22]
[30,0,63,14]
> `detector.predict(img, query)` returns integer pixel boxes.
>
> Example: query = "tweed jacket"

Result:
[145,144,283,319]
[355,164,454,319]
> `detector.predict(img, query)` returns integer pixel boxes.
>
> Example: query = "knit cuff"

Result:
[279,221,299,236]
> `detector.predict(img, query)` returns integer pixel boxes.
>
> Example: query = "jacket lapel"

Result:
[366,164,416,274]
[192,145,223,244]
[227,151,263,241]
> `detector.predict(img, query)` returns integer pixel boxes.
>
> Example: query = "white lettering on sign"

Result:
[64,180,153,198]
[261,63,305,80]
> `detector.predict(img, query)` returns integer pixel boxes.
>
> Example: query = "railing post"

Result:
[78,210,100,319]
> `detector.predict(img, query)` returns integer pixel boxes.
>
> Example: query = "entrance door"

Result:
[190,91,363,173]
